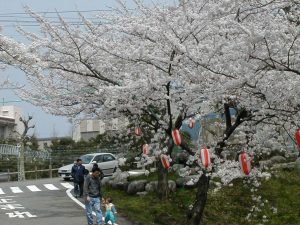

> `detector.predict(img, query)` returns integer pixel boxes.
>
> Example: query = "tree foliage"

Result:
[0,0,299,223]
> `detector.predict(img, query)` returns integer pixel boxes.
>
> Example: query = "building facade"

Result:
[72,118,128,142]
[0,106,23,139]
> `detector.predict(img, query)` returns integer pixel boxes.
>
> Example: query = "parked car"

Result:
[58,153,118,180]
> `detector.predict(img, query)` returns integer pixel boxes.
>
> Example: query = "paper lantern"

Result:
[160,154,170,169]
[239,152,251,175]
[171,129,181,146]
[134,127,141,136]
[142,144,149,155]
[295,128,300,148]
[188,118,195,128]
[200,147,211,169]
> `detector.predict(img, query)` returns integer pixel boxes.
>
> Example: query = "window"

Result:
[79,154,94,164]
[2,111,9,116]
[93,155,103,163]
[103,154,115,162]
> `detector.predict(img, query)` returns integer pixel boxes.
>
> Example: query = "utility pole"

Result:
[18,116,35,181]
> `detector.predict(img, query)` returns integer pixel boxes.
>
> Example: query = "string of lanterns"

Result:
[295,128,300,149]
[134,117,252,175]
[134,124,252,173]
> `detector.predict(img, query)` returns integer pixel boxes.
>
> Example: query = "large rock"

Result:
[172,164,184,173]
[259,160,273,169]
[101,177,112,186]
[176,175,199,188]
[127,180,147,195]
[270,156,287,164]
[271,162,296,170]
[145,181,158,192]
[296,157,300,175]
[144,180,176,192]
[111,181,129,191]
[136,191,148,197]
[168,180,176,192]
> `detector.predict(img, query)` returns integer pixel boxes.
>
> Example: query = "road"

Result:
[0,178,134,225]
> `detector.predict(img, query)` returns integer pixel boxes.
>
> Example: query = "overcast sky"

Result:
[0,0,174,138]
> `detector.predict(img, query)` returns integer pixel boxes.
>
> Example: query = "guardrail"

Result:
[0,167,59,182]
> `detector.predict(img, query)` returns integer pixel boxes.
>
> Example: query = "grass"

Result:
[103,167,300,225]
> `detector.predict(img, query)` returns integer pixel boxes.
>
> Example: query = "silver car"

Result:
[58,153,118,180]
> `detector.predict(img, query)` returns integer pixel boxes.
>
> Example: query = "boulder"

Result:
[176,175,199,188]
[168,180,176,192]
[296,157,300,175]
[127,180,147,195]
[101,177,111,186]
[111,181,129,191]
[145,181,158,192]
[136,191,148,197]
[172,164,184,172]
[270,156,286,164]
[259,160,272,169]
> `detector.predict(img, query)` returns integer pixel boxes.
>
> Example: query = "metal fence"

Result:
[0,167,59,182]
[0,145,124,182]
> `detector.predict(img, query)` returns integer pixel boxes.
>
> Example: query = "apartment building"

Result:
[0,105,23,139]
[72,117,129,142]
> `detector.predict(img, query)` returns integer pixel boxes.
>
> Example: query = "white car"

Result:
[58,153,118,180]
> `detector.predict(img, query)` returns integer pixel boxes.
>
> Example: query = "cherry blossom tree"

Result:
[0,0,299,224]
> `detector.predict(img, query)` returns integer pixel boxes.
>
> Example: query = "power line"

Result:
[0,9,113,28]
[0,15,96,19]
[0,9,115,16]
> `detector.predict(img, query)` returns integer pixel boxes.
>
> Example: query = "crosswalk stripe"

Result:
[0,188,4,194]
[43,184,59,190]
[26,185,41,192]
[60,182,74,189]
[10,187,23,193]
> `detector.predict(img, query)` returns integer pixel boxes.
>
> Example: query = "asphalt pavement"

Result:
[0,177,135,225]
[68,181,135,225]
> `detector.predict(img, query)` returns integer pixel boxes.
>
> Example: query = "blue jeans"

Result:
[85,197,102,225]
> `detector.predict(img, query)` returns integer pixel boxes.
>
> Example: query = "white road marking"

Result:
[0,188,5,194]
[60,182,73,189]
[26,185,41,192]
[10,187,23,193]
[43,184,59,190]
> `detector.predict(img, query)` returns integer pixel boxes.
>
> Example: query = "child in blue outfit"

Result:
[104,197,117,225]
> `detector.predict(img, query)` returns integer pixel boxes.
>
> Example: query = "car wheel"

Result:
[63,177,70,181]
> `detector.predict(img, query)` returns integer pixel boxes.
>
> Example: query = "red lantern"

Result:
[160,154,170,169]
[188,118,195,128]
[295,128,300,148]
[142,144,149,155]
[200,147,211,169]
[134,127,141,136]
[239,152,251,175]
[171,129,181,146]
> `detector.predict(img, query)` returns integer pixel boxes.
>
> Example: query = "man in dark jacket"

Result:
[71,158,85,197]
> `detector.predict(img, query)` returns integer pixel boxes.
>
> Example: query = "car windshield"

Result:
[79,154,94,164]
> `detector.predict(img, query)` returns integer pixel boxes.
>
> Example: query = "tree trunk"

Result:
[18,142,26,181]
[187,173,210,225]
[157,160,169,200]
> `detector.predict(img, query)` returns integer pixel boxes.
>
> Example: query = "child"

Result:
[103,197,117,225]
